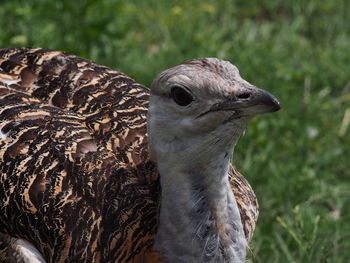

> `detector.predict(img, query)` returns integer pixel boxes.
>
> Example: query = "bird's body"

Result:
[0,48,278,262]
[0,48,160,262]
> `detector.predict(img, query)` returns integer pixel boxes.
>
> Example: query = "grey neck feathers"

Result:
[154,150,247,263]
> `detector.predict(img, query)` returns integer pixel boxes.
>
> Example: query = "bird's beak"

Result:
[210,86,281,116]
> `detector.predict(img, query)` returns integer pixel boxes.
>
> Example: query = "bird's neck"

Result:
[154,150,247,262]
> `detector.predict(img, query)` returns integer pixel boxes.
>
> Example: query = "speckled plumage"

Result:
[0,48,258,262]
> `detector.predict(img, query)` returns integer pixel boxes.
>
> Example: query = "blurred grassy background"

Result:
[1,0,349,262]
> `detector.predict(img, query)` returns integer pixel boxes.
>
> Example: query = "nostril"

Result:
[237,92,251,99]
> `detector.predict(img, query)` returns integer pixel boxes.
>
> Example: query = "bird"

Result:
[0,47,280,263]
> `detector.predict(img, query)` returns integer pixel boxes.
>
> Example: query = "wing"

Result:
[229,165,259,242]
[0,48,159,262]
[0,79,111,261]
[0,47,150,166]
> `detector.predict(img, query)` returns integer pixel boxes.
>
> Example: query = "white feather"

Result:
[0,129,7,139]
[2,79,19,86]
[14,239,46,263]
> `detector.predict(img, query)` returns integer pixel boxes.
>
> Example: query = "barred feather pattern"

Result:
[0,48,258,262]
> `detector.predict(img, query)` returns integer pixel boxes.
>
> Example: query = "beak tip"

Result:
[255,88,281,113]
[271,98,281,112]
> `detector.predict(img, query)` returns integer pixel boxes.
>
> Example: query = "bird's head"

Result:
[148,58,280,261]
[147,58,280,167]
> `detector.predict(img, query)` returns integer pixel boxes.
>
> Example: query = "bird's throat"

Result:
[154,154,247,263]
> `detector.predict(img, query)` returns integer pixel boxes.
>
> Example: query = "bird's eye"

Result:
[170,86,194,106]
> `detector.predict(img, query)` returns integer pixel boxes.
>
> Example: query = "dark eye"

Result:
[170,86,194,106]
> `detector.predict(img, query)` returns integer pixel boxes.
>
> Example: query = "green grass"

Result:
[1,0,350,262]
